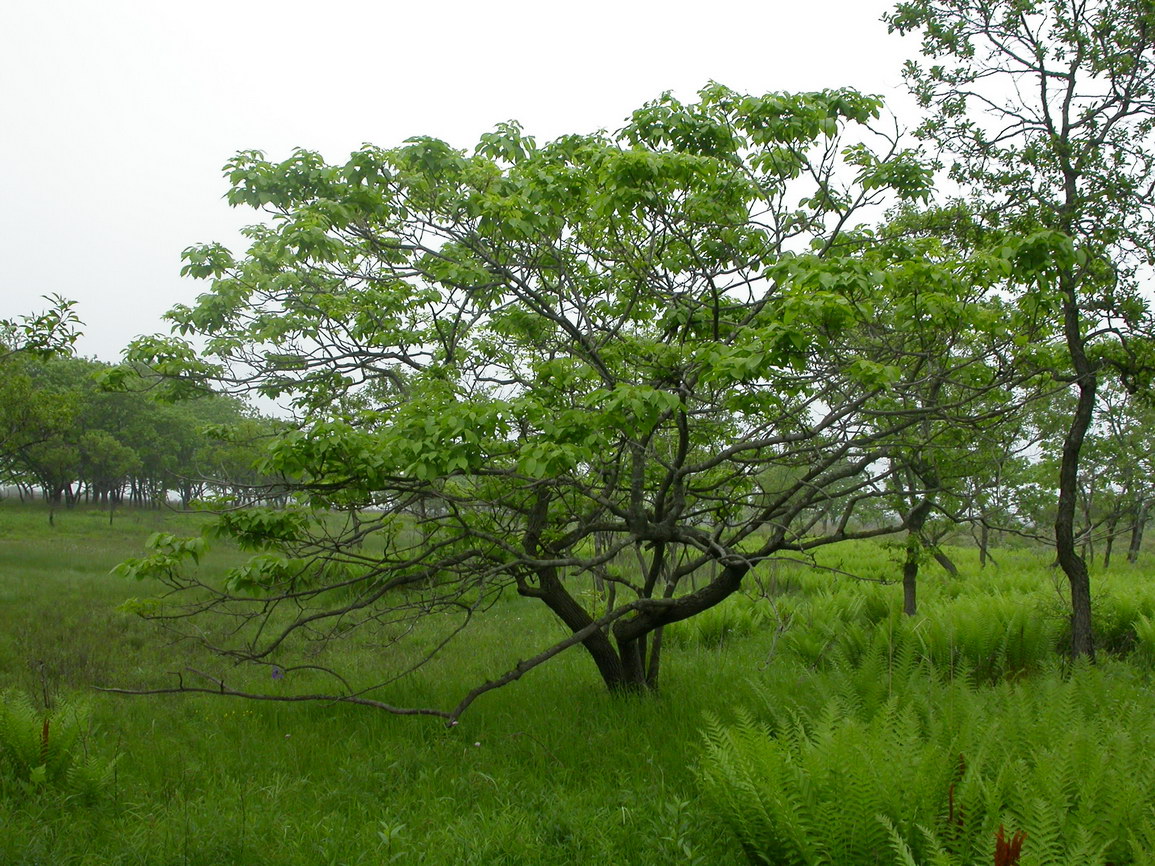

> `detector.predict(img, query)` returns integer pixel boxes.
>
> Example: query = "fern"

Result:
[878,815,921,866]
[0,690,117,801]
[700,660,1155,865]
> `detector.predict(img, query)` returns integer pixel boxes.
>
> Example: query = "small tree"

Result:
[869,206,1050,613]
[889,0,1155,657]
[118,86,1059,719]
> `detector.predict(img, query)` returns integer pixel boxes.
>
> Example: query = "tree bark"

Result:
[978,520,990,569]
[1103,512,1120,570]
[614,562,749,651]
[530,566,629,690]
[903,501,934,616]
[1128,502,1148,564]
[932,546,959,577]
[618,634,647,689]
[646,627,664,688]
[1055,280,1097,660]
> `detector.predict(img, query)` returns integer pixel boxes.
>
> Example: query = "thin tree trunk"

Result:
[645,576,680,688]
[1055,279,1097,660]
[1103,512,1119,570]
[903,501,933,616]
[932,546,959,576]
[646,628,663,688]
[1128,503,1148,564]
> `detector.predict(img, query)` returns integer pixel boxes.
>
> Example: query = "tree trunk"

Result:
[530,566,631,691]
[902,547,918,617]
[1128,503,1148,564]
[642,576,679,689]
[932,546,959,576]
[978,520,990,569]
[614,561,749,681]
[1103,512,1119,570]
[618,634,648,689]
[527,558,753,693]
[646,627,664,688]
[1055,281,1097,660]
[903,501,933,617]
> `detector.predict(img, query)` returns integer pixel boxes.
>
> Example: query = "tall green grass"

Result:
[0,503,748,864]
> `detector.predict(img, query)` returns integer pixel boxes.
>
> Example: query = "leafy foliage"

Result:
[0,295,81,360]
[0,353,279,510]
[888,0,1155,657]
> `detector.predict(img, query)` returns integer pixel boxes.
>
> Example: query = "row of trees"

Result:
[0,347,280,516]
[93,0,1155,719]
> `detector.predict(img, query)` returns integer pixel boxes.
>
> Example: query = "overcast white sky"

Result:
[1,0,913,362]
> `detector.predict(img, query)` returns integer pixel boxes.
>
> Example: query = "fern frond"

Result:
[878,815,920,866]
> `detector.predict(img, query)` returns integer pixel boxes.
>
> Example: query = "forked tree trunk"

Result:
[618,633,649,689]
[528,557,751,693]
[614,561,750,689]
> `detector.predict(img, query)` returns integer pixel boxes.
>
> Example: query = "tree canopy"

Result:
[113,82,1084,719]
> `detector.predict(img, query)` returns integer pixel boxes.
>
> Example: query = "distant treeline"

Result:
[0,354,285,510]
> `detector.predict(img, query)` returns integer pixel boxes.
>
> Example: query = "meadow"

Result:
[3,502,1155,864]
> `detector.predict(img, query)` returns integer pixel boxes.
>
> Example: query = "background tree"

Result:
[119,86,1067,718]
[0,297,82,491]
[1047,377,1155,566]
[0,353,269,514]
[889,0,1155,656]
[866,205,1052,612]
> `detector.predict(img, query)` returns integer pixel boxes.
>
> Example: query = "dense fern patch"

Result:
[699,656,1155,865]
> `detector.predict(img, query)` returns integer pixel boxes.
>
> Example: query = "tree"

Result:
[1052,378,1155,566]
[889,0,1155,657]
[0,297,82,489]
[961,428,1040,567]
[78,430,140,507]
[118,86,1061,720]
[868,205,1050,613]
[0,351,269,515]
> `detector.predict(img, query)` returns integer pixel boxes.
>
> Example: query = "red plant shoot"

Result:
[994,825,1026,866]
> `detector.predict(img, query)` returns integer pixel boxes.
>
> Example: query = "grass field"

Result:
[2,501,1155,864]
